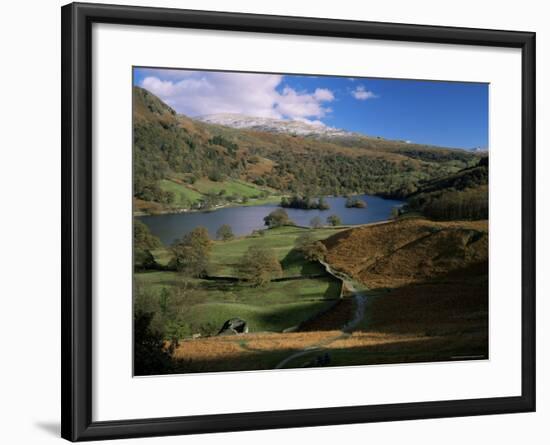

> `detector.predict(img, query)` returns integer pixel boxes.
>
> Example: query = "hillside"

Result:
[323,218,488,288]
[136,219,489,373]
[409,156,488,196]
[406,156,488,220]
[133,86,482,213]
[323,218,488,344]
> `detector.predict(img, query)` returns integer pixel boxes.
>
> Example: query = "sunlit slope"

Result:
[323,217,488,288]
[322,217,488,349]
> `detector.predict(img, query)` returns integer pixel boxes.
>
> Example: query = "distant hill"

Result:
[197,113,354,138]
[133,86,483,212]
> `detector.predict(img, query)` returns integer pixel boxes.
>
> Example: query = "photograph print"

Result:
[133,67,489,376]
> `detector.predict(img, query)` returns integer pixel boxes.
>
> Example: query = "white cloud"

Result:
[141,76,212,97]
[351,85,377,100]
[138,70,335,122]
[137,68,199,80]
[313,88,335,101]
[275,86,333,120]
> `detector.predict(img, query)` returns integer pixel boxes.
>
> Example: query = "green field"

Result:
[158,179,203,206]
[152,225,347,275]
[236,195,282,206]
[135,271,340,334]
[193,178,263,197]
[210,226,345,277]
[156,177,278,210]
[136,226,346,337]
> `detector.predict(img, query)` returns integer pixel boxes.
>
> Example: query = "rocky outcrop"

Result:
[217,318,249,336]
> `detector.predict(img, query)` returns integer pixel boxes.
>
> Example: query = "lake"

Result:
[138,194,404,245]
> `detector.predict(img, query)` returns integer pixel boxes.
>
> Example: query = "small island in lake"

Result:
[345,197,367,208]
[280,195,330,210]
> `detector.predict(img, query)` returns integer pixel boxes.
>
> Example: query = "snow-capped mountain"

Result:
[196,113,355,138]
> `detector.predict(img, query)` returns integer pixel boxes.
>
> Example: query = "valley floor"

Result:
[135,218,488,375]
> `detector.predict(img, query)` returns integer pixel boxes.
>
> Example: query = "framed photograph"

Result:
[61,2,536,441]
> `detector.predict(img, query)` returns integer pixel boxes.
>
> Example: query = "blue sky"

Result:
[134,67,488,150]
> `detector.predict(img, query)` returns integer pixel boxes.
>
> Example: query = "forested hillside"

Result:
[406,157,488,220]
[133,87,248,206]
[133,86,482,213]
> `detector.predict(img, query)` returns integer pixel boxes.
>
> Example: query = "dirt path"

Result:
[274,262,369,369]
[274,344,329,370]
[342,290,368,332]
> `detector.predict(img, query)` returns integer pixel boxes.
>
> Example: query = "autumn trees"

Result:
[280,195,330,210]
[294,232,327,262]
[326,214,342,226]
[134,220,161,271]
[170,226,211,277]
[216,224,234,241]
[345,197,367,208]
[236,246,282,287]
[264,208,294,228]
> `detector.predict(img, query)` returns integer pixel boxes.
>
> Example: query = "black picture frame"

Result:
[61,2,536,441]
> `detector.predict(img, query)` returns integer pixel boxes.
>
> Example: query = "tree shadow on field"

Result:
[280,248,325,276]
[199,280,239,292]
[323,277,342,298]
[254,299,337,330]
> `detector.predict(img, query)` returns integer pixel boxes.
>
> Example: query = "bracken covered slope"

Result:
[322,217,488,346]
[323,218,488,289]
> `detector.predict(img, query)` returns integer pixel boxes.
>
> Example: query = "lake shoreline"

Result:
[133,195,283,217]
[133,192,399,217]
[138,194,405,246]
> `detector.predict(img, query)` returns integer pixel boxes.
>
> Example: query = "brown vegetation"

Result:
[367,262,488,337]
[171,330,432,372]
[322,217,488,360]
[160,217,488,373]
[133,197,165,215]
[323,217,488,288]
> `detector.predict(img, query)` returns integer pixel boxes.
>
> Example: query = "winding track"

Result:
[274,262,369,369]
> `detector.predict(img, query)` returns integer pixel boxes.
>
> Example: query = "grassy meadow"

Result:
[208,226,344,277]
[141,176,281,214]
[135,226,346,340]
[135,217,488,374]
[158,179,203,206]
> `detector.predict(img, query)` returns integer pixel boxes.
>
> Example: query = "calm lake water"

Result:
[139,194,404,245]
